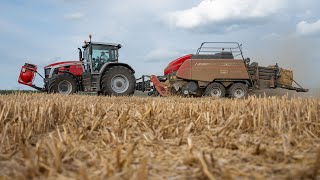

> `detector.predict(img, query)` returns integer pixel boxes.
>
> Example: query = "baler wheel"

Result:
[229,83,248,99]
[204,82,226,98]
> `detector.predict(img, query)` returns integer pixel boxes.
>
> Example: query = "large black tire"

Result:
[229,83,248,99]
[204,82,226,98]
[101,66,135,96]
[48,73,78,94]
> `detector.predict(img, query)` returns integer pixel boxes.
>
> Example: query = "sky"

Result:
[0,0,320,90]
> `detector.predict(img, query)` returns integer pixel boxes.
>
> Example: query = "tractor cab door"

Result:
[82,45,95,91]
[91,45,118,73]
[82,44,118,92]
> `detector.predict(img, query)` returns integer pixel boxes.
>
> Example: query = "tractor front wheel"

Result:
[101,66,135,96]
[48,73,78,95]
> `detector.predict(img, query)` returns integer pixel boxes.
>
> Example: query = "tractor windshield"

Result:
[92,45,118,72]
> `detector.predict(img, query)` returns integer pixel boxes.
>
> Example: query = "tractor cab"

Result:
[81,42,122,73]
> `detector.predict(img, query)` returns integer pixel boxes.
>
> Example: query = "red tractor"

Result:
[18,35,136,96]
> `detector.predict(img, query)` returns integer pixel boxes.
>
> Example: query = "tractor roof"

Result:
[83,42,122,49]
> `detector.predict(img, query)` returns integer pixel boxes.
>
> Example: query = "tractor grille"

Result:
[44,68,51,78]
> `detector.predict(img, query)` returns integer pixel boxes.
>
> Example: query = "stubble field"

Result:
[0,93,319,179]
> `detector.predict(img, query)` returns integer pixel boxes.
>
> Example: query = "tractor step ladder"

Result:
[91,81,98,91]
[91,75,98,91]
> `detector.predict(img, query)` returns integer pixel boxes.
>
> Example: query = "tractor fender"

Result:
[97,62,135,91]
[59,71,80,82]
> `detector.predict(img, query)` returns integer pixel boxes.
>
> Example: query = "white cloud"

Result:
[0,18,24,35]
[261,32,280,40]
[296,20,320,36]
[167,0,287,30]
[64,12,84,21]
[144,48,180,63]
[296,10,313,19]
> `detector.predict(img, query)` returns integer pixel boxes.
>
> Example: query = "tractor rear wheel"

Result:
[204,82,226,98]
[229,83,248,99]
[101,66,135,96]
[48,73,78,94]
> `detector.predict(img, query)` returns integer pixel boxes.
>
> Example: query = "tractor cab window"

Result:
[92,45,118,72]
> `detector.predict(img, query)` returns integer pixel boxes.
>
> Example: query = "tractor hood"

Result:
[44,61,82,68]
